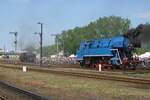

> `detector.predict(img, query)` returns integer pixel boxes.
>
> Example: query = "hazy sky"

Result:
[0,0,150,51]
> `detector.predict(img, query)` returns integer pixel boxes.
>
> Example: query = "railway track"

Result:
[0,64,150,85]
[0,96,6,100]
[0,59,80,68]
[0,80,49,100]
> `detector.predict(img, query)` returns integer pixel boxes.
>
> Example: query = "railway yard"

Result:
[0,62,150,100]
[1,0,150,99]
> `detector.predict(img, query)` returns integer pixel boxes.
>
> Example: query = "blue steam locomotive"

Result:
[76,35,140,69]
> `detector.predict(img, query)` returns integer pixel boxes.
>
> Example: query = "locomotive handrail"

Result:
[111,49,122,64]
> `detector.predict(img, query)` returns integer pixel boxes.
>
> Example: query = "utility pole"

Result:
[9,32,18,53]
[34,22,43,67]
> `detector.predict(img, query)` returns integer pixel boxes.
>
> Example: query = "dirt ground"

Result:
[0,67,150,100]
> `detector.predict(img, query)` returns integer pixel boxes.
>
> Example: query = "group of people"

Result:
[42,56,77,65]
[141,57,150,67]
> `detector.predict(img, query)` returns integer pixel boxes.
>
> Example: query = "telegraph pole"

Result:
[9,32,18,53]
[35,22,43,67]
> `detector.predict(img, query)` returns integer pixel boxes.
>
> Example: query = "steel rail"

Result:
[0,64,150,85]
[0,80,49,100]
[0,96,6,100]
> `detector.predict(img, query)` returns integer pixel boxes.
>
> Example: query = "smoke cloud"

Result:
[124,23,150,50]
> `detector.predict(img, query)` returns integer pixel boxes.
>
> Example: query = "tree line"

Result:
[36,16,150,56]
[55,16,130,55]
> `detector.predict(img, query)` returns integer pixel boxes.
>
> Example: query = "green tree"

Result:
[56,16,130,55]
[39,22,150,56]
